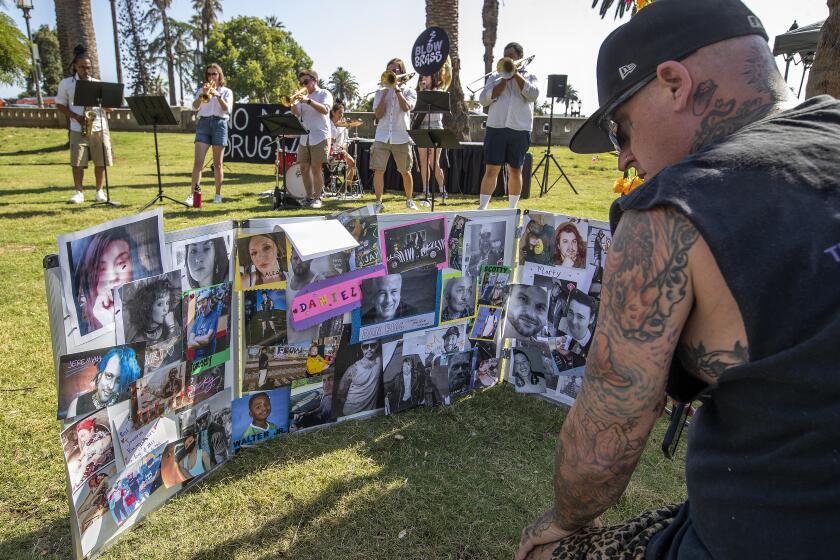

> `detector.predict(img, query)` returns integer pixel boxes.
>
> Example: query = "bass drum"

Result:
[284,163,307,201]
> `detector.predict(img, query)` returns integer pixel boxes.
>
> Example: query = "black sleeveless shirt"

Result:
[610,96,840,559]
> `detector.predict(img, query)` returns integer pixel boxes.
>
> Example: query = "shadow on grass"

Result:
[0,143,68,156]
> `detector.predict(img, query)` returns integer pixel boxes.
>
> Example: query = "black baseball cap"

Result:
[569,0,768,154]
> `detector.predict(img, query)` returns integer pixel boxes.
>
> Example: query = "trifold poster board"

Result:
[44,207,609,559]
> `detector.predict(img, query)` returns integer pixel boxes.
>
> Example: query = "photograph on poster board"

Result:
[355,266,439,341]
[552,219,589,269]
[231,387,291,452]
[382,341,425,415]
[469,306,502,342]
[552,374,584,405]
[289,373,333,431]
[473,341,500,388]
[184,282,231,374]
[428,348,475,406]
[73,462,117,557]
[381,216,447,274]
[439,273,476,324]
[143,335,181,375]
[244,289,287,347]
[106,444,165,526]
[447,215,470,271]
[110,403,179,470]
[178,388,232,470]
[332,335,384,419]
[160,436,203,488]
[115,270,182,347]
[520,213,555,265]
[533,274,578,338]
[130,362,188,427]
[171,230,233,291]
[547,335,586,374]
[235,232,287,290]
[58,209,166,344]
[463,220,506,277]
[587,226,612,295]
[61,408,115,493]
[553,288,597,366]
[502,284,549,341]
[510,340,560,393]
[402,322,466,366]
[332,205,381,270]
[58,343,145,420]
[520,212,589,270]
[477,265,511,307]
[184,363,226,407]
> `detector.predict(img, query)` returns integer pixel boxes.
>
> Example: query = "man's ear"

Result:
[656,60,693,113]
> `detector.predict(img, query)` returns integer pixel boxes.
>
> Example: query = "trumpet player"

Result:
[56,48,113,204]
[188,63,232,205]
[477,42,539,210]
[290,69,333,208]
[372,58,417,213]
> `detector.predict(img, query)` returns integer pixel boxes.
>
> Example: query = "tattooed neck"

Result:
[690,94,775,153]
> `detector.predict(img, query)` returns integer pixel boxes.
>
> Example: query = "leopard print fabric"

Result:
[547,504,681,559]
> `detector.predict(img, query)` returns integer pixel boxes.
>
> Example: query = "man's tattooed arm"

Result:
[552,208,698,532]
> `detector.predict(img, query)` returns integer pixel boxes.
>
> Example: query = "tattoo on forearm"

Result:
[522,505,558,541]
[691,96,773,153]
[678,340,748,382]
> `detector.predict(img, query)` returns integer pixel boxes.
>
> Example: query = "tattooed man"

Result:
[516,1,840,559]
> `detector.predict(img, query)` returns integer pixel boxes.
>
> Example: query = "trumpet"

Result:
[82,106,96,137]
[379,70,415,89]
[198,81,217,103]
[280,87,308,106]
[465,54,535,93]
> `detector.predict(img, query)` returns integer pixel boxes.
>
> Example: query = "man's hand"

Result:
[515,506,577,560]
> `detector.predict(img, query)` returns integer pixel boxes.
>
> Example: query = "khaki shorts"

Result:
[370,141,413,173]
[298,139,330,165]
[70,130,113,167]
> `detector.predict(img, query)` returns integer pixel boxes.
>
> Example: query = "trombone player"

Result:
[371,58,417,213]
[477,42,539,210]
[188,63,233,205]
[289,69,333,208]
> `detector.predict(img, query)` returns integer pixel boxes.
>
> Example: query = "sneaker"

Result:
[420,199,431,207]
[300,197,312,207]
[185,195,194,207]
[213,194,222,203]
[95,189,107,202]
[69,190,84,204]
[373,201,385,214]
[311,198,323,209]
[441,191,449,199]
[406,199,418,210]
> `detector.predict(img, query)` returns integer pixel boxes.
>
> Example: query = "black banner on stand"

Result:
[224,103,293,164]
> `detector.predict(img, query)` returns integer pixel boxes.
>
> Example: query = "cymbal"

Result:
[336,119,363,128]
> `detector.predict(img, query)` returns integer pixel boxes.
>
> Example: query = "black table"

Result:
[351,139,532,199]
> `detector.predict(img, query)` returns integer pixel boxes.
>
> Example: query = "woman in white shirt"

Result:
[329,99,357,188]
[188,63,233,205]
[415,74,447,201]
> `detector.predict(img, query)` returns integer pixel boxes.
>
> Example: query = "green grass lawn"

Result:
[0,127,684,559]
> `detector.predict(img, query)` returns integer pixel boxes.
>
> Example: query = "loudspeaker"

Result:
[546,74,567,99]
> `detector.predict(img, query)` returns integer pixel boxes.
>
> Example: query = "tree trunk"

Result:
[54,0,100,77]
[110,0,123,85]
[805,0,840,98]
[481,0,499,78]
[160,8,177,105]
[426,0,470,141]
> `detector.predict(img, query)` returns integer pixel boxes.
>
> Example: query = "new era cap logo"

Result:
[747,15,763,29]
[618,63,637,80]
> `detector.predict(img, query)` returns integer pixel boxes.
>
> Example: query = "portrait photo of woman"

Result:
[185,236,230,288]
[124,274,181,344]
[552,221,587,269]
[237,233,286,289]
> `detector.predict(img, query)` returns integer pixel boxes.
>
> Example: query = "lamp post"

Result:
[16,0,44,108]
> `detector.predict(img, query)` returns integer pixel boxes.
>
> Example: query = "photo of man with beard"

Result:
[502,284,548,341]
[440,275,476,323]
[334,340,383,417]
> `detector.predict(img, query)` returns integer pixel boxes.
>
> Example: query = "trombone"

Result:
[465,54,535,93]
[280,87,308,106]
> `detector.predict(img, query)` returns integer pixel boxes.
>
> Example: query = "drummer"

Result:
[329,99,356,186]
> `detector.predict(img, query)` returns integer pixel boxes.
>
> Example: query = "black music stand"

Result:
[74,80,124,206]
[411,90,453,212]
[126,95,189,211]
[259,114,307,209]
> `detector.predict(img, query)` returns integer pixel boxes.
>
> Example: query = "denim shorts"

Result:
[195,116,229,146]
[483,126,530,168]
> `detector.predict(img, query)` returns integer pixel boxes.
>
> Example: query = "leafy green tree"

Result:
[0,12,31,87]
[27,25,62,96]
[328,66,359,106]
[204,16,312,103]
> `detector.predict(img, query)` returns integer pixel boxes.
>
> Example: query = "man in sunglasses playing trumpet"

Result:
[290,69,333,208]
[371,58,417,213]
[478,42,539,210]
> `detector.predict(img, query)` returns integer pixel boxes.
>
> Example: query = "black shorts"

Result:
[483,126,530,168]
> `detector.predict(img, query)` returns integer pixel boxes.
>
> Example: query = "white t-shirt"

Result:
[330,121,348,150]
[194,85,233,119]
[479,70,540,132]
[296,88,333,146]
[56,75,108,133]
[373,85,417,144]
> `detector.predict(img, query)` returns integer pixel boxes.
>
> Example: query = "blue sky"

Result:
[3,0,830,114]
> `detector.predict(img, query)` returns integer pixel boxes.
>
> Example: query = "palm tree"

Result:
[192,0,223,57]
[328,67,360,106]
[426,0,470,140]
[806,0,840,98]
[109,0,123,85]
[54,0,100,77]
[169,20,197,106]
[481,0,499,78]
[264,15,285,30]
[146,0,177,105]
[562,84,580,116]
